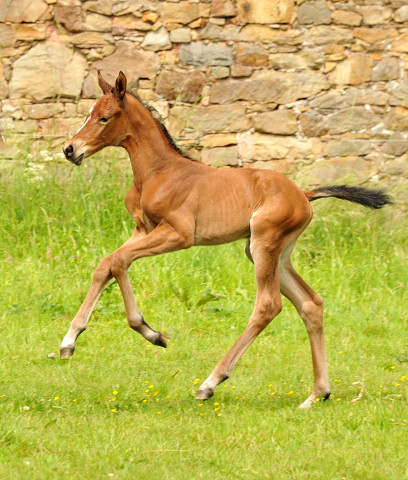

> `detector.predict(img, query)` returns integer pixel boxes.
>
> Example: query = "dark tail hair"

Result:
[304,185,392,209]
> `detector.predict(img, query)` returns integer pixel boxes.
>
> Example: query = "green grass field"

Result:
[0,149,407,479]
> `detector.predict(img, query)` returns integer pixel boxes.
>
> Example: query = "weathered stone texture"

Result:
[353,28,398,45]
[0,62,8,100]
[187,104,250,134]
[180,42,233,67]
[9,43,86,100]
[0,0,49,22]
[210,71,329,105]
[54,2,84,32]
[297,0,331,25]
[2,0,408,185]
[238,133,321,161]
[141,27,172,52]
[162,2,210,25]
[329,54,373,85]
[237,0,294,24]
[202,146,238,166]
[372,57,401,82]
[235,43,269,67]
[94,41,160,86]
[210,0,236,18]
[253,110,297,135]
[0,24,16,48]
[331,10,362,27]
[156,69,205,103]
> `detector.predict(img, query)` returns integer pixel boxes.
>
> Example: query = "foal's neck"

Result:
[120,95,185,188]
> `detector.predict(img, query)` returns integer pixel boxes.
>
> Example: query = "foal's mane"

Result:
[127,90,193,161]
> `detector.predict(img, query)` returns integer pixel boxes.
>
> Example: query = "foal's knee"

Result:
[110,251,129,278]
[92,256,113,283]
[256,296,282,325]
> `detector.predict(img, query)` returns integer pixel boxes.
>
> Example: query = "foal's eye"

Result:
[100,117,109,123]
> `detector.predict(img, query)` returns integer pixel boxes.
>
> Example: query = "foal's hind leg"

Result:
[279,243,331,408]
[196,236,283,400]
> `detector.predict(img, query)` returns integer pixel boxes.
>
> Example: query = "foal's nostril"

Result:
[64,144,74,159]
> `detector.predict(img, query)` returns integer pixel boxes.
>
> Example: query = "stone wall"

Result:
[1,0,408,185]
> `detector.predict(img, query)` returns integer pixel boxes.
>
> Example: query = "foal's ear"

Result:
[97,70,113,95]
[114,71,127,100]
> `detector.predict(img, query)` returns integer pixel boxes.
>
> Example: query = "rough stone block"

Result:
[0,62,8,100]
[210,71,329,105]
[25,103,64,119]
[85,13,112,32]
[300,111,328,137]
[199,23,239,42]
[200,134,237,148]
[386,107,408,131]
[359,6,392,26]
[0,24,16,48]
[180,42,233,67]
[295,157,374,185]
[201,146,238,166]
[310,26,353,45]
[54,3,84,32]
[9,42,87,101]
[238,133,320,161]
[297,0,331,25]
[84,0,113,16]
[142,27,172,51]
[330,54,373,86]
[210,0,236,18]
[331,10,362,26]
[395,6,408,23]
[253,110,297,135]
[372,57,401,82]
[390,81,408,108]
[15,24,46,41]
[323,140,372,157]
[326,107,381,135]
[235,43,269,67]
[236,0,294,24]
[170,28,191,43]
[94,41,160,87]
[156,69,205,102]
[187,104,250,134]
[391,33,408,53]
[353,28,398,45]
[0,0,48,22]
[162,2,210,25]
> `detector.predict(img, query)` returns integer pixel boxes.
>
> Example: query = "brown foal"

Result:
[61,71,391,408]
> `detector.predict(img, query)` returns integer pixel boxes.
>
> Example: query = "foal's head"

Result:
[63,71,131,166]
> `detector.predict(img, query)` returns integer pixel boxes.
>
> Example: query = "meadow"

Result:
[0,148,407,479]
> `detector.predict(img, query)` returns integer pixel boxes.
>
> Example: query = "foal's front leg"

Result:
[60,253,114,358]
[59,229,154,358]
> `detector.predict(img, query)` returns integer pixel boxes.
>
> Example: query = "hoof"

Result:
[153,332,167,348]
[60,347,75,359]
[195,387,214,401]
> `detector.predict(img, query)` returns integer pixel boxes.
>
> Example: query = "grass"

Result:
[0,148,407,479]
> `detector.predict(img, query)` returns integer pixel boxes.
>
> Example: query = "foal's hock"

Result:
[60,71,392,408]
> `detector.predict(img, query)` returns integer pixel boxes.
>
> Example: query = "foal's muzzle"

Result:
[63,144,84,166]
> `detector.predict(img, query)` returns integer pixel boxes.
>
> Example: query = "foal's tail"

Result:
[304,185,392,209]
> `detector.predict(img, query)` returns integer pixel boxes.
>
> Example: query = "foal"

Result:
[61,71,391,407]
